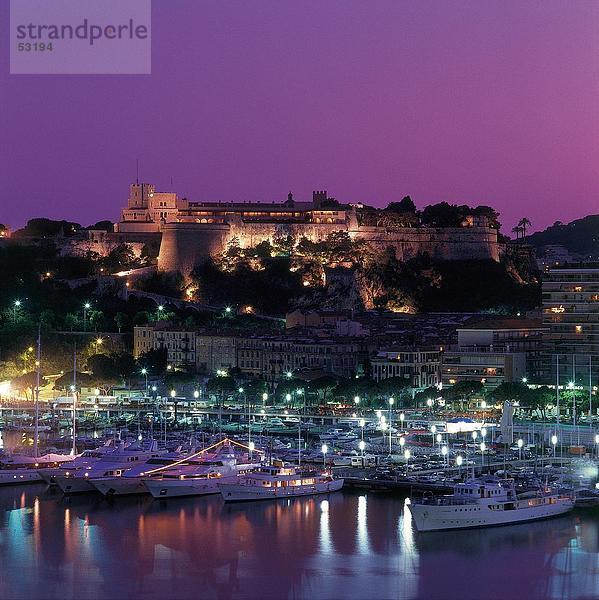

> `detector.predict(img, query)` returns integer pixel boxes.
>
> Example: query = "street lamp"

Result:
[13,299,21,321]
[431,424,437,448]
[170,389,176,398]
[441,445,448,468]
[286,371,292,379]
[321,444,328,469]
[193,390,200,399]
[522,377,528,384]
[285,393,292,402]
[359,439,365,457]
[517,438,524,461]
[249,440,255,459]
[399,412,405,430]
[262,392,268,406]
[456,454,463,478]
[551,434,558,458]
[141,368,148,395]
[480,442,486,469]
[388,398,394,454]
[404,449,411,475]
[83,302,91,331]
[595,434,599,459]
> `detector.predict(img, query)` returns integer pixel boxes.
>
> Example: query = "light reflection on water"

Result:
[0,485,596,599]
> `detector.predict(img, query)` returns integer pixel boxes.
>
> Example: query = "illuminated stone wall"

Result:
[157,220,500,274]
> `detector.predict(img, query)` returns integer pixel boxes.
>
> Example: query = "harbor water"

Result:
[0,485,597,600]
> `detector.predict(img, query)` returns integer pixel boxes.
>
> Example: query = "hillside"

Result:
[526,215,599,258]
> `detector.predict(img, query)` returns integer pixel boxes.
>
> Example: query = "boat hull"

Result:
[54,475,96,494]
[91,477,149,497]
[408,497,574,532]
[0,470,43,486]
[219,478,344,502]
[144,477,228,499]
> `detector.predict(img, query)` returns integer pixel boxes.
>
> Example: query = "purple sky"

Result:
[2,0,598,232]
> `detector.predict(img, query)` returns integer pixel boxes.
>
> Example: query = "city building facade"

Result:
[370,348,441,389]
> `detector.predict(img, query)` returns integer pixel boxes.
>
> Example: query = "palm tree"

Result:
[518,217,531,239]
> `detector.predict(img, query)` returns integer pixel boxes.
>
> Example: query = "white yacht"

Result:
[218,463,344,502]
[0,453,73,486]
[38,440,116,485]
[90,450,189,497]
[144,451,261,499]
[408,476,574,532]
[54,441,166,494]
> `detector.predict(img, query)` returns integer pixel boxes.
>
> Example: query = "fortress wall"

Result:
[158,223,230,274]
[158,221,500,274]
[351,226,500,262]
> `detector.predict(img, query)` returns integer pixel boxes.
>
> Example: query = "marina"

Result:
[0,483,598,599]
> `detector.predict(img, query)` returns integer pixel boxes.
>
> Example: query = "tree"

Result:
[87,220,114,232]
[102,244,137,273]
[446,380,485,410]
[376,377,412,405]
[87,354,119,381]
[88,309,105,331]
[114,312,129,333]
[420,202,464,227]
[386,196,416,214]
[136,347,167,373]
[206,375,237,405]
[518,217,531,239]
[112,352,136,380]
[307,376,339,407]
[64,313,80,331]
[491,382,530,405]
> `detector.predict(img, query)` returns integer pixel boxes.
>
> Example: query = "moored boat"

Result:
[218,463,344,502]
[408,476,574,532]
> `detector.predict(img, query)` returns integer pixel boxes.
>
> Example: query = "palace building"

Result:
[115,182,501,274]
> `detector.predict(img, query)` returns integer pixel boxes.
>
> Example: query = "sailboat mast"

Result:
[33,325,41,458]
[72,344,77,456]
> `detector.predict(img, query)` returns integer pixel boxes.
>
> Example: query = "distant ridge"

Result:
[525,215,599,257]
